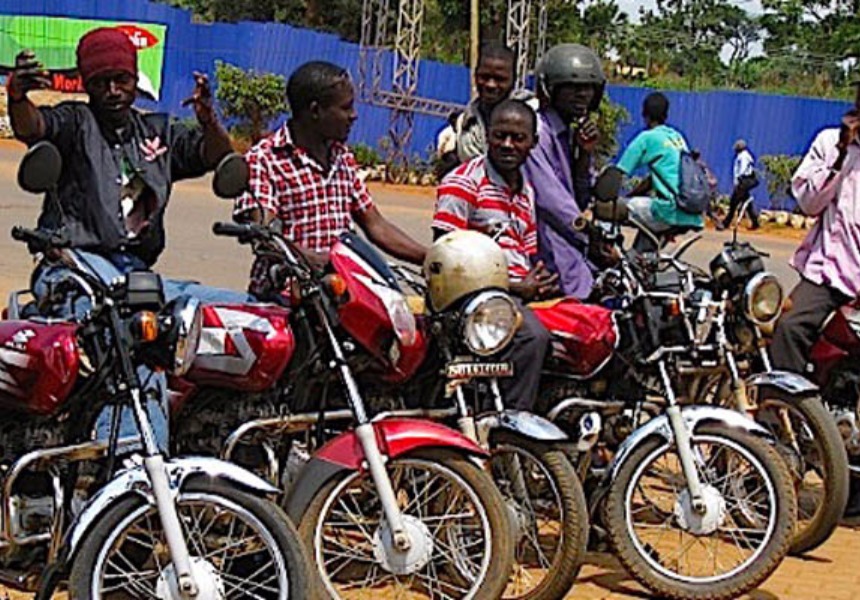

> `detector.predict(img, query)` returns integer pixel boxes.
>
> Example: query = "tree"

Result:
[214,61,288,142]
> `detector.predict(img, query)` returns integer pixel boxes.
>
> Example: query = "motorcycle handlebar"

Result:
[212,222,254,238]
[11,226,67,252]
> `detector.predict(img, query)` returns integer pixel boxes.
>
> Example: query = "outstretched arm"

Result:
[182,71,232,167]
[7,50,50,143]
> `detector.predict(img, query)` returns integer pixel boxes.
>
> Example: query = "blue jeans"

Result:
[32,250,251,453]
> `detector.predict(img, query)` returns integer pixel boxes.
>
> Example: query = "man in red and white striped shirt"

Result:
[432,99,555,411]
[433,99,558,301]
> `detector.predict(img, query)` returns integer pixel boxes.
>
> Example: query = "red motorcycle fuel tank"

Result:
[184,304,295,392]
[330,236,426,382]
[530,298,618,378]
[0,320,79,416]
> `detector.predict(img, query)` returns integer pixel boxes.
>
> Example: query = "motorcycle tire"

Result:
[604,424,796,600]
[490,431,589,600]
[298,447,514,600]
[69,477,313,599]
[753,389,849,555]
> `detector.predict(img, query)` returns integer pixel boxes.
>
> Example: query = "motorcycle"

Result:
[529,191,798,599]
[365,230,591,600]
[1,142,312,598]
[589,192,848,556]
[170,157,516,599]
[809,298,860,486]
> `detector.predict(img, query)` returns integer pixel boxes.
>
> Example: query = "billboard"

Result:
[0,15,167,99]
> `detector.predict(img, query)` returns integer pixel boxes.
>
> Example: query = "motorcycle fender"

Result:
[477,410,569,442]
[66,456,278,562]
[284,418,488,522]
[745,370,819,396]
[607,405,774,482]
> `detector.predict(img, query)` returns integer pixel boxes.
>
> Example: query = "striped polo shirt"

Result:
[432,155,537,281]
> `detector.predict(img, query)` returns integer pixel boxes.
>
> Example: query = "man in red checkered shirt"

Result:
[432,99,556,412]
[234,61,426,295]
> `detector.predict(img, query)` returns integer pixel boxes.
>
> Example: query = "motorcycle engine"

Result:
[175,389,281,456]
[0,417,67,575]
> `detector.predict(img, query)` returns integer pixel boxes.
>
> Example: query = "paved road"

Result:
[4,141,853,600]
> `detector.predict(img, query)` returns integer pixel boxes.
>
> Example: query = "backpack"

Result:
[651,150,710,215]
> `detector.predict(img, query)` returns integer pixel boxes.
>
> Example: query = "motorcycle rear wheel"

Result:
[490,431,589,600]
[298,447,514,600]
[604,424,796,600]
[69,478,312,599]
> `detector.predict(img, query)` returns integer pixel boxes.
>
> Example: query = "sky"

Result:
[614,0,766,61]
[617,0,764,20]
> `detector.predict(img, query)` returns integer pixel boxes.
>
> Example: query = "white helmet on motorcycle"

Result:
[424,230,509,312]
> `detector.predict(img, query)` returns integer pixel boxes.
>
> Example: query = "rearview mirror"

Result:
[212,153,250,199]
[593,166,623,203]
[18,141,62,194]
[593,199,629,223]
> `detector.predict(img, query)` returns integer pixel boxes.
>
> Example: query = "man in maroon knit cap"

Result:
[9,28,234,273]
[7,28,242,450]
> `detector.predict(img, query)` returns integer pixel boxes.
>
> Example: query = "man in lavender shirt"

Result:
[523,44,605,299]
[771,105,860,373]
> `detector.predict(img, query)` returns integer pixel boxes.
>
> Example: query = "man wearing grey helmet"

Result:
[523,43,605,299]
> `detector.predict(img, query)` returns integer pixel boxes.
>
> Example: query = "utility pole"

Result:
[470,0,479,86]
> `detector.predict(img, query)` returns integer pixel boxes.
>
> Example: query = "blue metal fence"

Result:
[1,0,852,207]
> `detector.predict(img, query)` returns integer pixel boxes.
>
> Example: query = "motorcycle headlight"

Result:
[462,291,521,356]
[743,272,783,326]
[166,295,203,376]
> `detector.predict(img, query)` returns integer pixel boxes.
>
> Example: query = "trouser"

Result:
[498,301,551,412]
[770,278,850,374]
[31,250,251,452]
[724,176,760,228]
[624,197,671,253]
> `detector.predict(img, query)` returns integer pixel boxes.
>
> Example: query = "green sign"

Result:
[0,15,167,99]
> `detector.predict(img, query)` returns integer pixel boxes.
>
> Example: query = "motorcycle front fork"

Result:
[130,387,200,598]
[658,361,707,513]
[316,302,412,552]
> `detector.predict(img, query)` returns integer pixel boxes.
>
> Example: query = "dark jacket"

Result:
[35,102,208,265]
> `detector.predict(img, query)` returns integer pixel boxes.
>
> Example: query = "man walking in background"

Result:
[723,139,760,229]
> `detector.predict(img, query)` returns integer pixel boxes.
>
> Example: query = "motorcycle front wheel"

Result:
[490,431,588,600]
[298,447,514,600]
[752,389,849,554]
[69,478,312,599]
[604,424,796,600]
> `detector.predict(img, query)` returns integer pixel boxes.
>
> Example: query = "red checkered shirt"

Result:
[433,156,537,281]
[234,123,374,296]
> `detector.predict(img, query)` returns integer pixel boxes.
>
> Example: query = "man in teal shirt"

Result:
[616,92,703,235]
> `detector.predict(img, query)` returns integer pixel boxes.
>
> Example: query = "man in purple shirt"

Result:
[771,106,860,373]
[523,44,604,299]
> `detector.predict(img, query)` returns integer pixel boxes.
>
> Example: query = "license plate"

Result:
[446,362,514,379]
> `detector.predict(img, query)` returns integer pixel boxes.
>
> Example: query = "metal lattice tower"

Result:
[535,0,548,66]
[506,0,549,91]
[388,0,425,175]
[358,0,390,102]
[506,0,533,91]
